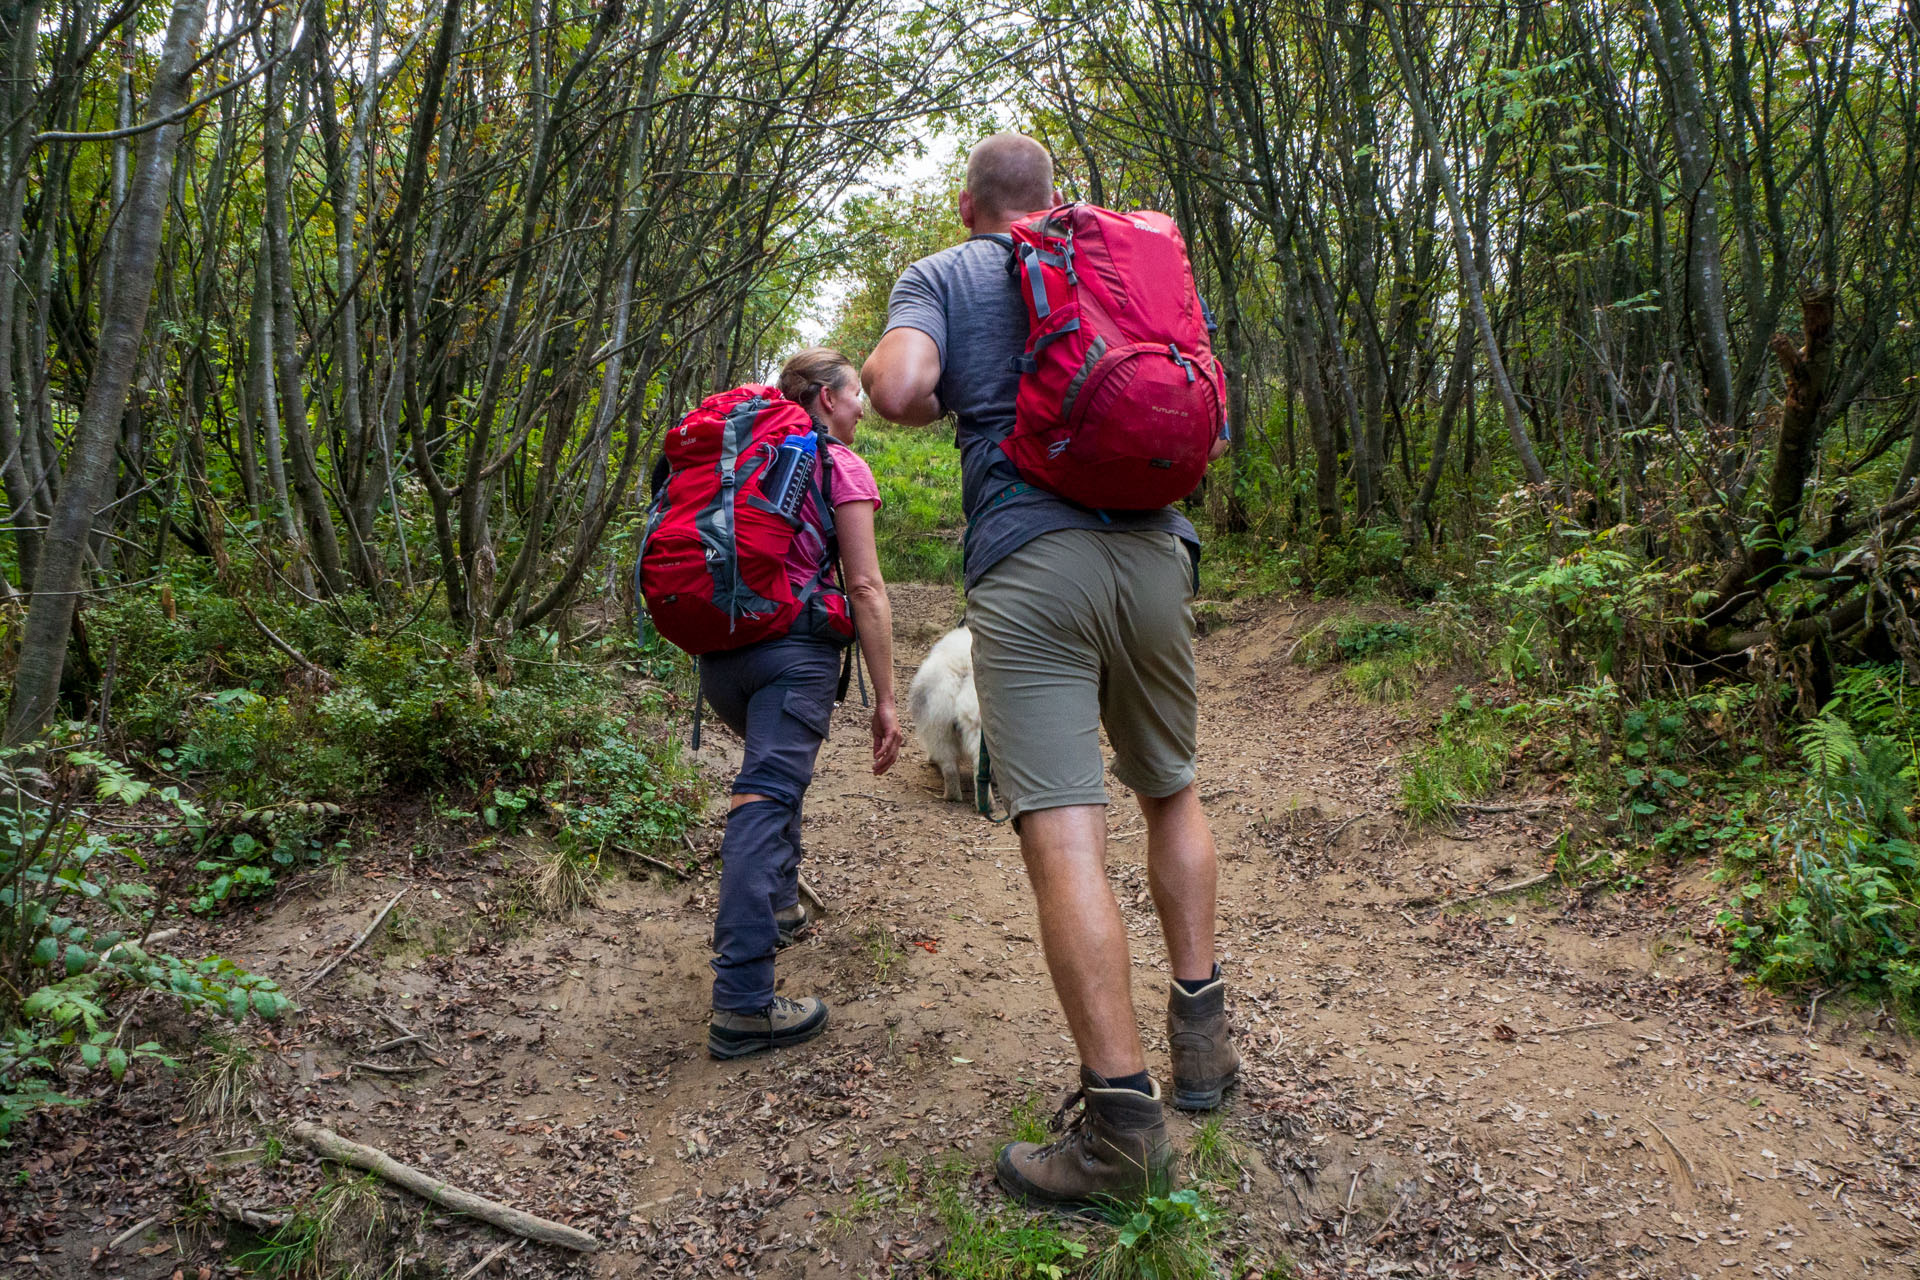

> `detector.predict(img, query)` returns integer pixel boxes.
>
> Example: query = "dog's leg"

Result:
[940,763,963,802]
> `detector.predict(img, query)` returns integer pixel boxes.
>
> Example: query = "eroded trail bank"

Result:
[11,586,1918,1279]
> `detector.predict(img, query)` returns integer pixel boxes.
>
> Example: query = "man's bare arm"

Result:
[862,328,944,426]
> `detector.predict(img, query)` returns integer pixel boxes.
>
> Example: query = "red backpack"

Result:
[637,386,852,655]
[1004,204,1226,510]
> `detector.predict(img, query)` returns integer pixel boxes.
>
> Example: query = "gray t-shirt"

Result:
[884,235,1197,588]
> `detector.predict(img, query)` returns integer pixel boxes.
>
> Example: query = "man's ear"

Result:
[1051,187,1065,206]
[958,189,976,231]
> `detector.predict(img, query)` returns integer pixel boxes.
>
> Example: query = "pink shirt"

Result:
[785,439,880,594]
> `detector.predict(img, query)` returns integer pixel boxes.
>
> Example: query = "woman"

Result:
[701,347,901,1059]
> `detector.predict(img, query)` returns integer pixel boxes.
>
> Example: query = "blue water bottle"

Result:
[761,430,818,524]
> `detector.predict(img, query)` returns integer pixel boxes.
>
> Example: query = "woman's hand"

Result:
[871,699,903,775]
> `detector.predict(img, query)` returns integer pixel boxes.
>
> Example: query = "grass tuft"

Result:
[1185,1114,1249,1188]
[531,837,602,912]
[1086,1187,1221,1280]
[237,1175,387,1278]
[1006,1091,1052,1146]
[1402,702,1510,825]
[188,1037,261,1132]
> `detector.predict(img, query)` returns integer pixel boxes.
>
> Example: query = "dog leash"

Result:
[975,738,1010,824]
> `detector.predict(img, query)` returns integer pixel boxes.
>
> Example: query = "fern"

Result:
[1798,714,1864,779]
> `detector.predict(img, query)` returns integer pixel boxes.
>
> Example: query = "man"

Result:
[862,133,1239,1207]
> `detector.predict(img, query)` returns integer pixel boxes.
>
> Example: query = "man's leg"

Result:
[1139,783,1217,983]
[970,532,1174,1206]
[1105,531,1239,1110]
[1018,804,1145,1079]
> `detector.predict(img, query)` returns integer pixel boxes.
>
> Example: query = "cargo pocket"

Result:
[781,685,835,740]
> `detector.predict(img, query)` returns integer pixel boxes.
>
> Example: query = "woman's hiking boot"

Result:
[1166,966,1240,1110]
[994,1068,1174,1209]
[774,902,812,948]
[708,995,829,1059]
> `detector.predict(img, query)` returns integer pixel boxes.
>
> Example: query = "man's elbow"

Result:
[861,366,914,425]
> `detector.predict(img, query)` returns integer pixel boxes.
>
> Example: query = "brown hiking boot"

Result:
[708,995,829,1059]
[1167,966,1240,1111]
[994,1069,1175,1209]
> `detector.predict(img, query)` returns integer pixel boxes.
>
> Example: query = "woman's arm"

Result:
[834,500,901,775]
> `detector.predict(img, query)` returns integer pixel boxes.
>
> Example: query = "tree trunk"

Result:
[6,0,208,744]
[263,13,349,595]
[1373,0,1547,488]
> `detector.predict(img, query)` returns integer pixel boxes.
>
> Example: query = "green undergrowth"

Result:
[1296,528,1920,1021]
[857,419,965,583]
[3,574,704,1136]
[819,1095,1280,1279]
[1292,601,1477,703]
[83,573,703,916]
[1,734,293,1141]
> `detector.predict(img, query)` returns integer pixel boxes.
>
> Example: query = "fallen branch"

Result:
[617,844,696,881]
[101,927,181,964]
[290,1122,598,1252]
[300,887,409,992]
[1457,801,1549,815]
[1538,1020,1613,1036]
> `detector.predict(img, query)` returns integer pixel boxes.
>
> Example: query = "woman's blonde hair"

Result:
[778,346,858,411]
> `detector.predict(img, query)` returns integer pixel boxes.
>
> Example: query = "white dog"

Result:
[908,626,981,803]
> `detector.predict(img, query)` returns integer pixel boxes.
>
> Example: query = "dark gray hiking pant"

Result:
[697,636,839,1013]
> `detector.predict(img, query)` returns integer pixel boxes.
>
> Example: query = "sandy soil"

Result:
[8,584,1918,1279]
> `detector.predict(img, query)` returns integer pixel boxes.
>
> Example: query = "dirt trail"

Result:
[27,585,1919,1279]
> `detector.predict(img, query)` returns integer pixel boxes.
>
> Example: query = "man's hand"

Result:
[871,700,903,775]
[863,329,944,426]
[1208,433,1231,463]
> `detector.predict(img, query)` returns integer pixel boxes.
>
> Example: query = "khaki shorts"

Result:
[968,528,1198,821]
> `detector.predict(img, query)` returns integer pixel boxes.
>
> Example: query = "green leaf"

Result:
[80,1042,102,1067]
[106,1047,129,1081]
[63,945,95,977]
[30,936,57,968]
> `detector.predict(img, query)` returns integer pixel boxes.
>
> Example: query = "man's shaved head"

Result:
[965,133,1055,220]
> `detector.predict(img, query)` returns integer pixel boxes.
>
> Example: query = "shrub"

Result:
[0,734,292,1139]
[1718,667,1920,1017]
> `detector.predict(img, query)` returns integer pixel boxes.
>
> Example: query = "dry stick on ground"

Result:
[1323,811,1369,847]
[290,1122,599,1252]
[208,1196,291,1233]
[1538,1020,1614,1036]
[301,886,409,992]
[458,1242,515,1280]
[797,873,829,915]
[107,1212,165,1252]
[1436,870,1554,907]
[620,845,693,880]
[100,927,181,964]
[1647,1115,1699,1186]
[350,1060,433,1075]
